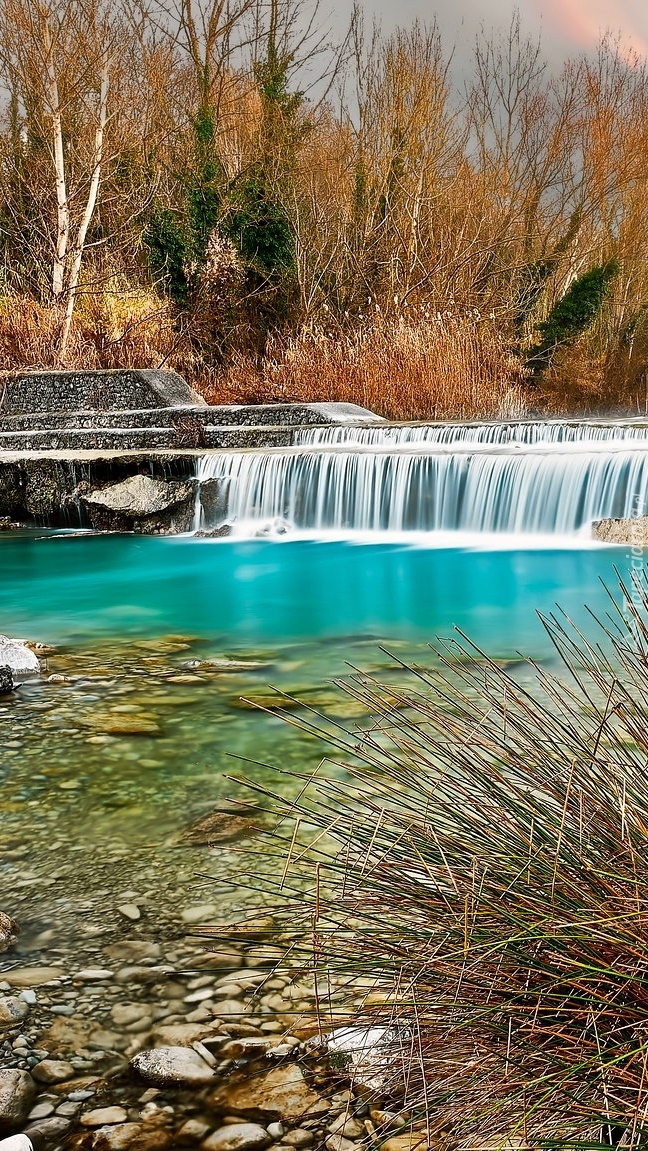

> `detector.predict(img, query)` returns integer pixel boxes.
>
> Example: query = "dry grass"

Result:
[224,574,648,1150]
[201,312,527,422]
[0,288,178,372]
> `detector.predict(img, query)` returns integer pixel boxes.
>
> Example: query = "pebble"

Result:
[324,1138,356,1151]
[118,904,141,921]
[31,1059,75,1084]
[201,1124,272,1151]
[74,969,113,981]
[327,1117,365,1139]
[181,904,218,924]
[177,1118,210,1142]
[91,1122,171,1150]
[282,1132,314,1148]
[131,1046,216,1086]
[0,999,29,1027]
[81,1107,129,1126]
[28,1101,55,1120]
[3,968,63,989]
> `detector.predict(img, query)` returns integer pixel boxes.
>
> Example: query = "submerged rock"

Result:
[130,1045,216,1086]
[211,1064,327,1123]
[0,639,39,677]
[0,668,12,696]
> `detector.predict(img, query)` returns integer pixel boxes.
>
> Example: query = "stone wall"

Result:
[0,369,206,415]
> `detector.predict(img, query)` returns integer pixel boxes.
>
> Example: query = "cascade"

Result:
[194,420,648,537]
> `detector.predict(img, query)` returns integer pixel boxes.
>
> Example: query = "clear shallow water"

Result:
[0,531,640,963]
[0,532,631,650]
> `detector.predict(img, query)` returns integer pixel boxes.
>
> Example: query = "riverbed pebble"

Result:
[131,1047,216,1086]
[201,1124,272,1151]
[31,1059,75,1084]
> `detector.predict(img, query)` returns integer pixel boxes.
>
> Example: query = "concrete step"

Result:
[0,425,297,452]
[0,401,383,433]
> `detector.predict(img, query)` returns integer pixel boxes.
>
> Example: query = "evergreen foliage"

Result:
[527,258,619,376]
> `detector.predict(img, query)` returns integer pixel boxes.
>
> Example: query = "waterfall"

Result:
[194,420,648,538]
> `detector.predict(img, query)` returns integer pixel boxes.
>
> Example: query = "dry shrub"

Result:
[0,287,178,372]
[201,311,526,421]
[226,575,648,1149]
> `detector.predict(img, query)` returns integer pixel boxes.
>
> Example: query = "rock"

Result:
[0,1136,34,1151]
[211,1065,327,1123]
[328,1118,365,1140]
[3,968,63,989]
[104,942,161,963]
[91,1122,171,1150]
[592,514,648,544]
[201,1124,272,1151]
[74,969,113,981]
[177,1119,210,1144]
[181,812,261,847]
[0,999,28,1028]
[150,1023,217,1048]
[82,1108,129,1127]
[325,1138,356,1151]
[0,639,39,678]
[380,1137,427,1151]
[219,1038,272,1060]
[31,1059,75,1084]
[0,668,13,696]
[0,915,18,956]
[130,1046,216,1086]
[282,1132,314,1148]
[82,476,195,534]
[118,905,141,922]
[180,904,219,925]
[24,1116,71,1144]
[0,1070,36,1134]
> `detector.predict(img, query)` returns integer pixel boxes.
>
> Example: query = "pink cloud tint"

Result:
[534,0,648,57]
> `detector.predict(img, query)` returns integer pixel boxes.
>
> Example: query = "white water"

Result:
[194,420,648,538]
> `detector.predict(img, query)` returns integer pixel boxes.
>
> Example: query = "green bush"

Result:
[527,258,619,375]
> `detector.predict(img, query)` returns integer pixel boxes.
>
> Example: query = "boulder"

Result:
[210,1065,327,1124]
[0,1071,36,1134]
[0,639,39,677]
[130,1046,216,1086]
[82,476,195,534]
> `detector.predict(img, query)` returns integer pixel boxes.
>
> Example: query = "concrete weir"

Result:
[0,368,384,531]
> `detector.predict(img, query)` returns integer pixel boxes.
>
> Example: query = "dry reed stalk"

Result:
[202,313,525,422]
[214,574,648,1150]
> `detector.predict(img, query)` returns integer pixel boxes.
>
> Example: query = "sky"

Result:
[338,0,648,65]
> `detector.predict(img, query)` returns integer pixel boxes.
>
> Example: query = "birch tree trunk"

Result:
[41,13,69,301]
[58,55,110,363]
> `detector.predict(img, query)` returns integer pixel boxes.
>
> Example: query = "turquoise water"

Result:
[0,532,633,657]
[0,531,640,958]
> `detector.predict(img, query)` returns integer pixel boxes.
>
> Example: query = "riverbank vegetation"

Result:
[2,0,648,417]
[237,575,648,1148]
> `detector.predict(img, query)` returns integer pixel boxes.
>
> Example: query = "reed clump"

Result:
[202,312,526,422]
[234,577,648,1149]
